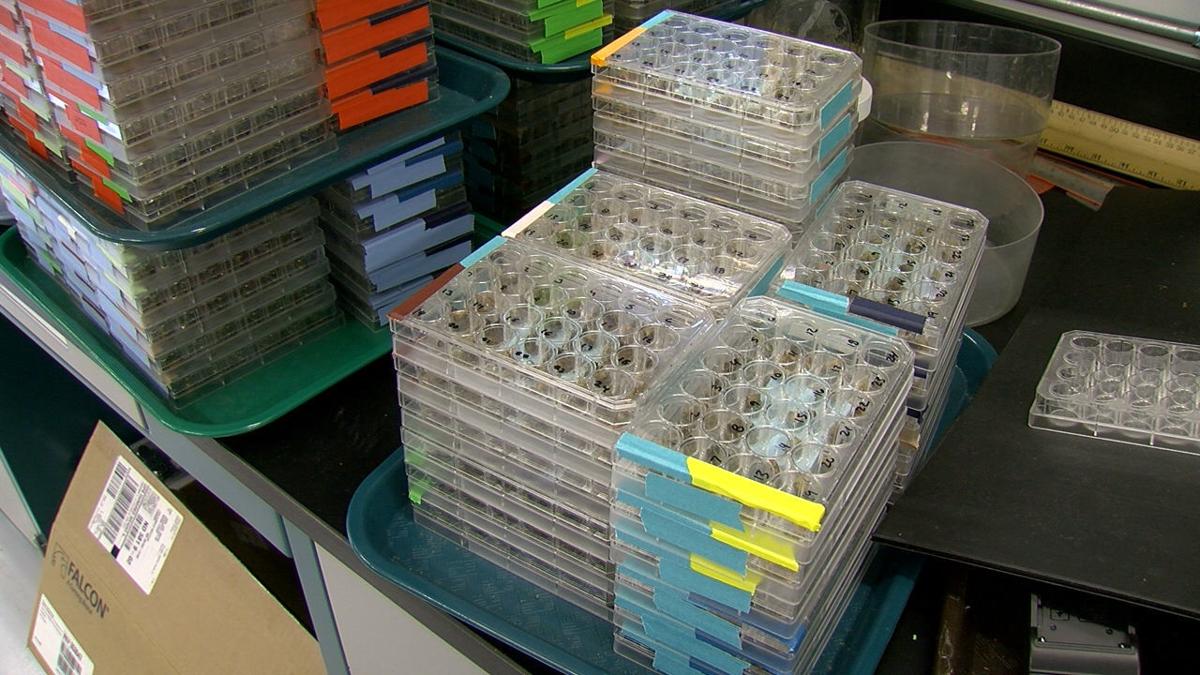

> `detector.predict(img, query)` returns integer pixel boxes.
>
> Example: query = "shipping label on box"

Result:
[27,424,324,675]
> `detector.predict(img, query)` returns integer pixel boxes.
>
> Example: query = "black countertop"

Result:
[877,187,1200,619]
[221,355,401,533]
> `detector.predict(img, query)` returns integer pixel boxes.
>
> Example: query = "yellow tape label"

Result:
[689,555,762,594]
[590,24,642,67]
[710,522,799,572]
[686,458,825,532]
[565,14,612,41]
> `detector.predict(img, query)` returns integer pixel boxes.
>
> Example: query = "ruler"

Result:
[1038,100,1200,190]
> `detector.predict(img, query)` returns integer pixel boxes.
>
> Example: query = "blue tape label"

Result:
[547,168,597,204]
[818,114,853,162]
[617,434,690,481]
[820,80,856,128]
[645,474,743,529]
[458,237,504,268]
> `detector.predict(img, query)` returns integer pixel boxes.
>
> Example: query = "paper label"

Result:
[87,457,183,594]
[30,595,95,675]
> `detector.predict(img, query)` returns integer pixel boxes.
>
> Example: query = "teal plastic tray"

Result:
[0,48,510,250]
[347,455,925,675]
[0,227,390,437]
[345,342,994,673]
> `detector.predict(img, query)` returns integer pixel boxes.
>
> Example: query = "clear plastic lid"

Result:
[392,237,714,424]
[505,169,791,313]
[774,181,988,352]
[593,11,861,133]
[1030,331,1200,454]
[622,296,913,505]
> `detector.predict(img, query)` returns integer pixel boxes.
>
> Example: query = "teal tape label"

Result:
[811,145,850,203]
[547,168,597,203]
[778,281,899,336]
[658,559,752,613]
[619,495,747,573]
[818,114,853,162]
[645,473,743,529]
[653,586,742,648]
[617,558,661,590]
[641,508,747,572]
[654,651,701,675]
[820,80,856,128]
[458,236,505,268]
[776,280,849,314]
[643,10,675,29]
[615,585,651,614]
[617,434,690,481]
[642,615,749,675]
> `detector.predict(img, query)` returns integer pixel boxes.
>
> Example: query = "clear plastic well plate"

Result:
[773,181,987,362]
[1030,331,1200,455]
[591,11,861,136]
[391,238,714,429]
[504,169,790,315]
[616,296,913,537]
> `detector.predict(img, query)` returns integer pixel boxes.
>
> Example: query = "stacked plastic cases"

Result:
[590,11,862,230]
[610,297,913,673]
[463,74,595,222]
[318,133,473,327]
[315,0,439,130]
[391,237,714,618]
[613,0,757,33]
[432,0,615,65]
[1029,331,1200,455]
[770,182,988,494]
[501,168,791,316]
[15,0,334,228]
[0,1,68,168]
[0,156,339,400]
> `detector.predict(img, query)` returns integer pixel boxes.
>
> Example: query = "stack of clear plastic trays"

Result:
[391,237,714,617]
[609,296,913,672]
[18,0,335,227]
[0,0,71,167]
[1029,331,1200,455]
[502,168,791,316]
[318,133,475,327]
[770,181,987,493]
[590,11,862,228]
[432,0,615,64]
[0,156,339,400]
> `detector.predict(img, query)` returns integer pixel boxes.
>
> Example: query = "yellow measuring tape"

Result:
[1039,101,1200,190]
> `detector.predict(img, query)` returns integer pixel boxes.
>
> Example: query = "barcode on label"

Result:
[56,636,82,675]
[100,460,133,554]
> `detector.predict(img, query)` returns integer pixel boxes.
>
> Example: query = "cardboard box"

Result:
[27,424,325,675]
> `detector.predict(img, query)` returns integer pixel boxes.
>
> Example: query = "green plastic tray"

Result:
[0,48,510,250]
[0,227,391,437]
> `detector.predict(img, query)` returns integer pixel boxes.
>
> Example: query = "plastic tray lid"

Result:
[614,296,913,535]
[502,168,791,315]
[591,11,861,134]
[388,236,715,428]
[771,181,988,346]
